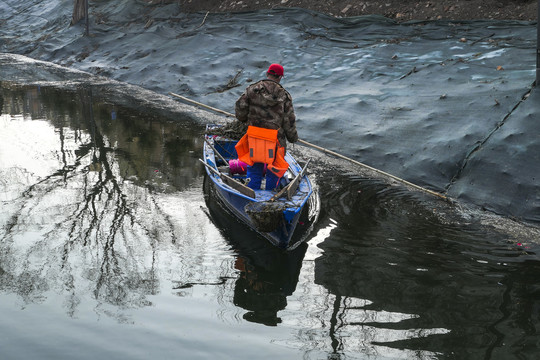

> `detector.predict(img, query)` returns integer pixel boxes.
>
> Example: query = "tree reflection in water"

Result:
[302,175,540,359]
[3,83,538,359]
[0,84,208,319]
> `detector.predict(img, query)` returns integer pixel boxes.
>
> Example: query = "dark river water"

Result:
[1,83,539,360]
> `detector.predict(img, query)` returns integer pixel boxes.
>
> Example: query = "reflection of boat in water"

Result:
[202,124,316,250]
[203,174,312,326]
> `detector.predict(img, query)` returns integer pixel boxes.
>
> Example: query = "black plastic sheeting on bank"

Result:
[0,0,538,224]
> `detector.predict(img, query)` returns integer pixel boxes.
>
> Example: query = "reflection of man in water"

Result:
[233,256,286,326]
[232,244,307,326]
[235,63,298,190]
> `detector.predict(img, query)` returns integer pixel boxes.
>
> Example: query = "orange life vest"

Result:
[235,126,289,178]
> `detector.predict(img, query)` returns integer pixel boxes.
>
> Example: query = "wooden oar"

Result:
[170,92,448,201]
[269,159,311,201]
[295,139,448,201]
[203,136,228,166]
[170,92,234,117]
[199,159,256,199]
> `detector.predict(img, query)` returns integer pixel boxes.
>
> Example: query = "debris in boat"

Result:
[218,165,230,174]
[245,201,286,232]
[205,120,247,140]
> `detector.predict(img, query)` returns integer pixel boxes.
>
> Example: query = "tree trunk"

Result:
[71,0,86,25]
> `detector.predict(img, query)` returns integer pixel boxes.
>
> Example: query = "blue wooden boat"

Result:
[202,124,314,250]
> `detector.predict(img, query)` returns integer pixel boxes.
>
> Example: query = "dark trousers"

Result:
[246,163,280,190]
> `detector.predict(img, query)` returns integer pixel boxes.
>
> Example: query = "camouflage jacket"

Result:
[235,79,298,149]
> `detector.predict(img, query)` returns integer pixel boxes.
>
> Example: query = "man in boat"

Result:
[234,63,298,191]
